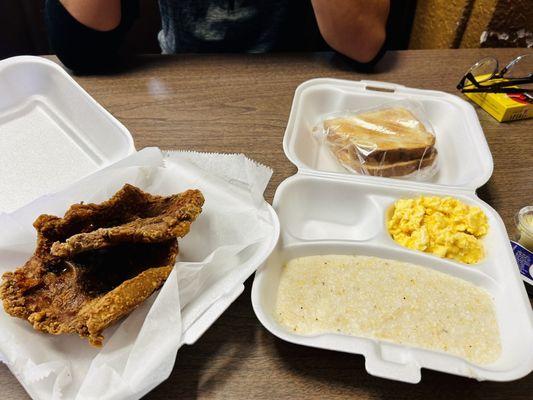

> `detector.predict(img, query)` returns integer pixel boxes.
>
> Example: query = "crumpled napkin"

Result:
[0,147,276,400]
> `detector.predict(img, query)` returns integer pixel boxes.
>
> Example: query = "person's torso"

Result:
[158,0,290,54]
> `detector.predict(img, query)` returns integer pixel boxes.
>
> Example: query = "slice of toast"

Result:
[324,107,435,164]
[335,147,438,177]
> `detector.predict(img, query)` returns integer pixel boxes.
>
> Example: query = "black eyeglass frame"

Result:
[457,55,533,94]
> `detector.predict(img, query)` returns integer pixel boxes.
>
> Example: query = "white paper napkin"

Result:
[0,147,276,400]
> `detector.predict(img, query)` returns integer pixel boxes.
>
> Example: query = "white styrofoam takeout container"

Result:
[0,56,280,378]
[251,78,533,383]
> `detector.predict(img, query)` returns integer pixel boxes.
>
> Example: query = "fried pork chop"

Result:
[0,184,204,346]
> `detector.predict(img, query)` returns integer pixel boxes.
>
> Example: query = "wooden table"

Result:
[2,49,532,399]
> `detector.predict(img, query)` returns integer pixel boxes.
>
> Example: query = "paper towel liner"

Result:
[0,147,277,400]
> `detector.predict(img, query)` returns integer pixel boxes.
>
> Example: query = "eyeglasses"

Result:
[457,54,533,94]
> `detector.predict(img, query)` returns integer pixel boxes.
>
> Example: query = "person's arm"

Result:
[310,0,389,63]
[60,0,122,31]
[45,0,139,73]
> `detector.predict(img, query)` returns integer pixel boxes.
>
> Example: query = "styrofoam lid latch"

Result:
[365,357,421,384]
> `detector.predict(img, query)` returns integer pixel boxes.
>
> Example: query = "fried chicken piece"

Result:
[0,185,204,346]
[46,184,204,258]
[2,241,177,346]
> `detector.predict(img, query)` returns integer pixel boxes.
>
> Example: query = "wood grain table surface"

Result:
[2,48,532,399]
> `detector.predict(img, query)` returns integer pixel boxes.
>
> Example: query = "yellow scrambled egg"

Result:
[387,196,489,264]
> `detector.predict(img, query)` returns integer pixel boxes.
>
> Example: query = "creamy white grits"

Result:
[275,255,501,364]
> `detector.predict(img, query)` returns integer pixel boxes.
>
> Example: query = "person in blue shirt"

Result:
[46,0,390,73]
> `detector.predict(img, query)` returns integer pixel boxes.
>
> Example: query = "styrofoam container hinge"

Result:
[365,357,421,384]
[361,80,406,93]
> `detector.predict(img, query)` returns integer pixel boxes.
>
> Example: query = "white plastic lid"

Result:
[283,78,494,192]
[0,56,135,213]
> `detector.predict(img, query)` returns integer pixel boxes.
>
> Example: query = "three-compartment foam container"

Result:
[251,78,533,383]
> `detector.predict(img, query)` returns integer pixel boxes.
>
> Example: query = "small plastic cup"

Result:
[515,206,533,252]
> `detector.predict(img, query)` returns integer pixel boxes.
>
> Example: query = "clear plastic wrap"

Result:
[313,100,439,180]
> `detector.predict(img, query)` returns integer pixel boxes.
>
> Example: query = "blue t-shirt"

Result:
[158,0,289,54]
[45,0,331,72]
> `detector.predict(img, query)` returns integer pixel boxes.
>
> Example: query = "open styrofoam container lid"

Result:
[283,78,494,192]
[0,56,135,213]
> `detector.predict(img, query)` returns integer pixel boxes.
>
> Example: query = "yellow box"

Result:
[464,88,532,122]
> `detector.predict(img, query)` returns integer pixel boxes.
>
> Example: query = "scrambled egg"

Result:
[387,196,489,264]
